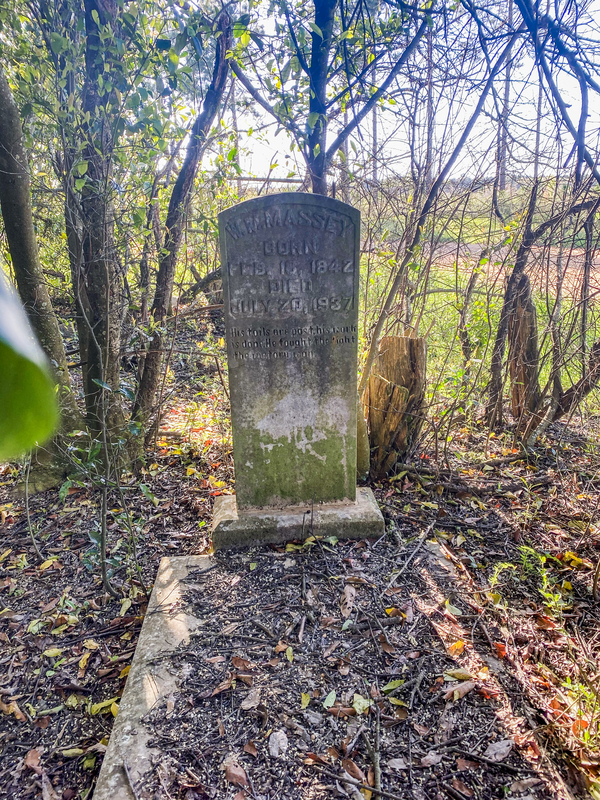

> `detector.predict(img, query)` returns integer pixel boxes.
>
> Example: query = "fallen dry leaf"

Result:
[421,751,443,767]
[0,699,26,721]
[243,740,258,757]
[342,758,366,783]
[240,687,261,710]
[327,705,356,718]
[223,758,248,788]
[456,757,479,771]
[510,778,542,792]
[452,778,474,797]
[482,739,513,762]
[388,757,408,771]
[24,748,42,774]
[232,656,255,670]
[379,633,396,654]
[340,584,356,619]
[444,668,474,681]
[211,673,233,696]
[304,752,331,766]
[41,772,60,800]
[442,680,476,701]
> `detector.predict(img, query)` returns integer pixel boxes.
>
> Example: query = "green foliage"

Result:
[0,272,57,459]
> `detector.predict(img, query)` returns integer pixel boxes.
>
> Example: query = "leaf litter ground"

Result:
[1,319,600,798]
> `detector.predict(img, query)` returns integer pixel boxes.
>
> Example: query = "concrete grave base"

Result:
[212,486,384,549]
[93,555,212,800]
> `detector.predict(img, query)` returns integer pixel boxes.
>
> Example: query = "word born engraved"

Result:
[264,238,319,256]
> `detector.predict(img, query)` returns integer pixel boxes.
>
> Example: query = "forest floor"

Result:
[1,316,600,800]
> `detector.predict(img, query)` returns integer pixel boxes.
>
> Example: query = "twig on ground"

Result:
[123,759,142,800]
[24,459,43,562]
[213,355,230,402]
[442,780,472,800]
[476,616,496,651]
[312,766,405,800]
[409,671,425,710]
[384,523,434,592]
[449,747,522,774]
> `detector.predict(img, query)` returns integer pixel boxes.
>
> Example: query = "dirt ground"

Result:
[1,315,600,799]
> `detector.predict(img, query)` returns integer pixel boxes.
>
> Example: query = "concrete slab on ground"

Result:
[212,486,384,549]
[93,555,212,800]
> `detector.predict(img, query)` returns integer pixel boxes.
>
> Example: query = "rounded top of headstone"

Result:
[218,191,359,229]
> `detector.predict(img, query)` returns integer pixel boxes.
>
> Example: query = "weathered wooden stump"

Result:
[363,336,427,479]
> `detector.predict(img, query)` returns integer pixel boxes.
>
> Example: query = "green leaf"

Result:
[49,32,68,54]
[91,9,99,25]
[309,22,323,38]
[382,679,404,695]
[0,272,57,460]
[90,696,119,715]
[301,692,310,709]
[322,690,336,709]
[240,30,250,47]
[352,694,373,715]
[307,112,319,131]
[75,177,86,191]
[91,378,112,391]
[285,645,294,663]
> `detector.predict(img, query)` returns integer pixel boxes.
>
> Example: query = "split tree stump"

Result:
[363,336,427,479]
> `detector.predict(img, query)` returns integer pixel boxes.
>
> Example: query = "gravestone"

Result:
[212,193,384,548]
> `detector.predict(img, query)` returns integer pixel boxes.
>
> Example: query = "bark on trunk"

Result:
[78,0,124,434]
[507,273,541,430]
[363,336,426,479]
[0,65,80,430]
[307,0,337,195]
[486,183,538,427]
[133,13,232,430]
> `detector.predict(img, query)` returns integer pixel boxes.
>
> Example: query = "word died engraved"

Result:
[268,279,312,294]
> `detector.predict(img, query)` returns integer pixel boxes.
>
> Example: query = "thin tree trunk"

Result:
[0,65,80,430]
[78,0,124,434]
[359,34,520,398]
[307,0,337,194]
[133,12,232,429]
[581,212,594,378]
[498,0,513,191]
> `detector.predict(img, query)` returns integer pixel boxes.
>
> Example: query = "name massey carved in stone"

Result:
[225,207,351,239]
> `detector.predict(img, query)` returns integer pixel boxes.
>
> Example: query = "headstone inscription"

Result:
[212,193,384,548]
